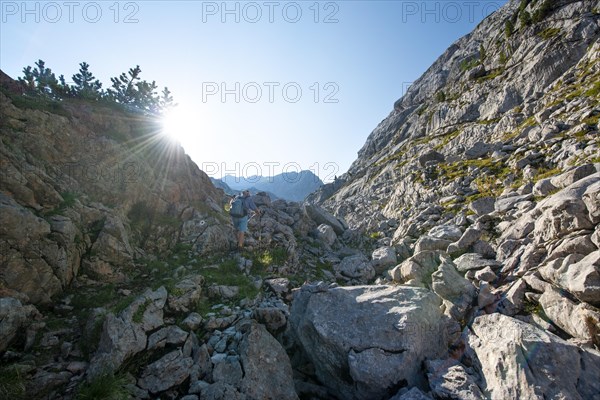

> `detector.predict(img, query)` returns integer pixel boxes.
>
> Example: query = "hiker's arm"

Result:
[249,199,260,214]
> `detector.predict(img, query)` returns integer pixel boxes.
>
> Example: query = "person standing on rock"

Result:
[229,189,260,251]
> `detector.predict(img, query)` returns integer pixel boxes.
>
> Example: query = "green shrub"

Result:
[505,19,514,38]
[538,27,560,40]
[460,58,480,72]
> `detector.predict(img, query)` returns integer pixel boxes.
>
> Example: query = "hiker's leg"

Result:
[237,231,244,248]
[237,216,249,248]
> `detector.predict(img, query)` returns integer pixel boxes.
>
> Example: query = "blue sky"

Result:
[1,1,508,182]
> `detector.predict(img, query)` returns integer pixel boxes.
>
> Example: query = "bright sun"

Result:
[160,106,195,143]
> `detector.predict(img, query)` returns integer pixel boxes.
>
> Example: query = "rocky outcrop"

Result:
[0,86,225,305]
[468,313,600,399]
[290,284,447,400]
[309,1,600,398]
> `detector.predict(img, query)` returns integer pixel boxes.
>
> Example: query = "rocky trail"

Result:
[2,0,600,399]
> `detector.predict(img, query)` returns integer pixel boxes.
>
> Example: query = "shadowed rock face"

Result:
[0,84,226,304]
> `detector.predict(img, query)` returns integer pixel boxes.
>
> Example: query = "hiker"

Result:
[229,189,260,250]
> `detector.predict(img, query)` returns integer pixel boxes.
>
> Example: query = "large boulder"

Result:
[431,256,476,321]
[290,284,446,400]
[138,349,194,394]
[539,287,600,344]
[371,246,398,274]
[389,251,441,286]
[336,254,375,282]
[87,287,168,379]
[0,297,41,353]
[533,174,598,242]
[303,204,346,235]
[556,250,600,306]
[238,320,298,400]
[468,313,600,399]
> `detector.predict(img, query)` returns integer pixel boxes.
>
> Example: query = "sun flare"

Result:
[160,106,196,143]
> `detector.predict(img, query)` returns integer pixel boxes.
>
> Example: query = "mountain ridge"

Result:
[221,170,323,201]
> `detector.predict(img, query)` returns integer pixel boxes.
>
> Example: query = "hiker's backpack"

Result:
[229,196,246,217]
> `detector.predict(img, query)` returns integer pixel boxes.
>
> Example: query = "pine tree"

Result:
[108,65,142,104]
[72,62,102,99]
[31,59,59,96]
[505,19,514,38]
[158,87,175,111]
[18,66,36,92]
[133,79,159,112]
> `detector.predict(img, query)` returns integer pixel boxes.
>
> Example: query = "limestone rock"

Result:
[290,284,446,400]
[454,253,501,273]
[431,257,476,320]
[415,236,452,254]
[316,224,337,246]
[168,275,204,312]
[303,204,345,235]
[0,297,41,353]
[389,251,441,286]
[426,359,484,400]
[336,254,375,282]
[138,350,194,393]
[371,246,397,274]
[539,287,600,344]
[557,250,600,305]
[468,313,600,400]
[238,320,298,400]
[87,287,168,379]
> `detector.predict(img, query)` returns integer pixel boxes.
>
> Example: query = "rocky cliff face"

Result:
[303,0,600,398]
[1,76,227,304]
[2,1,600,399]
[317,0,599,231]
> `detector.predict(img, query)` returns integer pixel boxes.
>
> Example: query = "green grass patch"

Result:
[251,247,288,269]
[201,257,260,297]
[0,366,26,400]
[436,158,512,191]
[460,58,480,72]
[75,372,130,400]
[433,129,461,150]
[583,113,600,126]
[476,68,505,82]
[534,167,561,182]
[45,191,78,217]
[584,81,600,98]
[369,231,383,240]
[132,300,150,323]
[538,27,561,40]
[478,118,501,125]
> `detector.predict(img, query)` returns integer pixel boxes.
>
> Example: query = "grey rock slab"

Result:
[426,359,485,400]
[540,286,600,343]
[428,225,463,241]
[238,320,298,400]
[290,284,446,400]
[495,194,534,213]
[371,246,398,274]
[454,253,501,272]
[557,250,600,305]
[138,350,194,393]
[469,313,600,400]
